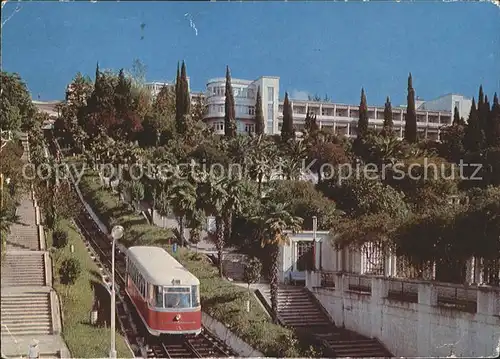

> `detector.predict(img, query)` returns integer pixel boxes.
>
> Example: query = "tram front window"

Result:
[164,287,191,308]
[191,285,200,307]
[154,286,164,308]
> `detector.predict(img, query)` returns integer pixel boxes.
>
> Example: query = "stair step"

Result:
[1,324,52,330]
[1,315,51,322]
[1,328,52,336]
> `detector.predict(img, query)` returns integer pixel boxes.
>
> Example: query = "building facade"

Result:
[203,76,280,135]
[145,75,471,141]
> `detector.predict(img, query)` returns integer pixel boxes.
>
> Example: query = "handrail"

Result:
[318,270,500,292]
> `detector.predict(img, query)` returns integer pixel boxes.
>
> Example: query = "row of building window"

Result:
[207,85,275,101]
[209,86,256,99]
[208,105,255,115]
[211,122,255,133]
[278,105,451,123]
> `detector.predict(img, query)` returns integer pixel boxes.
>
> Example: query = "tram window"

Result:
[165,287,191,308]
[154,286,164,308]
[148,283,154,306]
[191,285,200,307]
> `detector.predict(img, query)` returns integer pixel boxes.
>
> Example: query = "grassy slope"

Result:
[47,219,133,358]
[79,173,302,357]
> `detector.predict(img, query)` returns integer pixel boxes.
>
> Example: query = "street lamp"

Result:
[312,216,318,271]
[110,225,124,359]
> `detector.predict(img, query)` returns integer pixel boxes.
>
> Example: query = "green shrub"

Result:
[59,257,81,285]
[53,229,69,249]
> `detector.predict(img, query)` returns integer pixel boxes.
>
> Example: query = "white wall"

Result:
[419,94,472,121]
[306,272,500,358]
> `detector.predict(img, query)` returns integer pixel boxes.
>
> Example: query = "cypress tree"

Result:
[114,68,132,115]
[176,61,190,134]
[254,86,264,135]
[305,111,319,133]
[175,62,182,132]
[404,73,417,143]
[358,88,369,138]
[281,92,295,142]
[488,93,500,147]
[381,96,393,137]
[224,66,237,137]
[453,106,460,126]
[463,98,485,152]
[483,94,491,136]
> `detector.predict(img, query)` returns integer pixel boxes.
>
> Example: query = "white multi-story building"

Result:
[416,93,472,120]
[277,98,453,141]
[203,76,280,135]
[145,77,190,99]
[148,75,471,141]
[145,82,171,98]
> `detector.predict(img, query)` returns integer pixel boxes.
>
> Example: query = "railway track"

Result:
[47,134,236,358]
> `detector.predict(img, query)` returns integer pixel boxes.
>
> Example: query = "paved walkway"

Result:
[1,137,69,359]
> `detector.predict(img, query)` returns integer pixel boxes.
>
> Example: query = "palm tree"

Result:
[221,178,243,245]
[226,135,252,178]
[281,139,307,180]
[197,173,228,277]
[253,202,303,320]
[249,135,277,197]
[187,209,206,252]
[155,187,170,228]
[168,179,197,247]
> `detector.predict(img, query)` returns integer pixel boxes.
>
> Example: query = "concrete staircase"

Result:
[262,286,331,327]
[1,292,53,337]
[1,253,46,287]
[315,329,392,357]
[260,286,391,357]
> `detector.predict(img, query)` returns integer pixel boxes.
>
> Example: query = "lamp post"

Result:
[110,225,124,359]
[312,216,317,271]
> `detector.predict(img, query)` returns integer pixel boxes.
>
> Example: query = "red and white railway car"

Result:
[125,246,202,336]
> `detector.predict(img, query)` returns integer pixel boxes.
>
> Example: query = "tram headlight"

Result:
[174,314,181,322]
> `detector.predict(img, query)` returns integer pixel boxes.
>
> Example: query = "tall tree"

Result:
[478,85,485,129]
[224,66,237,138]
[175,62,181,127]
[0,72,36,132]
[281,92,295,142]
[175,61,191,135]
[463,98,485,152]
[114,69,133,115]
[453,106,461,126]
[358,88,369,138]
[404,73,417,143]
[480,93,491,135]
[381,96,394,137]
[254,86,264,135]
[488,93,500,147]
[253,202,303,319]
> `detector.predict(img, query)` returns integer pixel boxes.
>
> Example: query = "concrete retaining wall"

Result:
[202,312,264,357]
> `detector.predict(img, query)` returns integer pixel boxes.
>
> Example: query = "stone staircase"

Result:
[260,286,391,357]
[1,292,52,337]
[1,253,46,287]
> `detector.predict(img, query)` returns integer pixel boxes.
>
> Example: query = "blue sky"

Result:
[2,1,500,106]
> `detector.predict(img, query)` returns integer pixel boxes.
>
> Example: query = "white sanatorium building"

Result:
[145,77,472,141]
